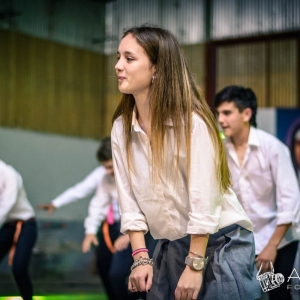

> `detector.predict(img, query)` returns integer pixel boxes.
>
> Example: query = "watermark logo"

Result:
[256,262,285,292]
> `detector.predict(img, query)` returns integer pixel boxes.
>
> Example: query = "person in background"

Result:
[293,128,300,185]
[287,120,300,187]
[82,136,156,300]
[0,159,37,300]
[112,25,260,300]
[214,85,300,300]
[38,137,156,300]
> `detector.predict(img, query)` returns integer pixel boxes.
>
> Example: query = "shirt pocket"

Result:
[250,167,274,201]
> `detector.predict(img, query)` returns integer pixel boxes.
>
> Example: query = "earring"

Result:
[151,76,155,84]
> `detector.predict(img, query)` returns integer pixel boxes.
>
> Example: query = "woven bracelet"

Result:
[131,256,154,271]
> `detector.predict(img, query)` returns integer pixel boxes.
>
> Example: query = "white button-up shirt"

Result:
[51,166,120,233]
[111,111,253,241]
[225,127,300,254]
[52,166,105,207]
[0,160,35,227]
[84,174,120,234]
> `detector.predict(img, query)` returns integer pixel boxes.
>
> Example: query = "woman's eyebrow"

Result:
[117,51,135,55]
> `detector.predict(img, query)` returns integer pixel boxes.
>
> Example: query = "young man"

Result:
[38,137,128,300]
[38,137,155,300]
[214,85,300,300]
[0,159,37,300]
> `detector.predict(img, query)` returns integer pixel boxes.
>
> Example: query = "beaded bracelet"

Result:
[131,256,154,271]
[132,248,148,257]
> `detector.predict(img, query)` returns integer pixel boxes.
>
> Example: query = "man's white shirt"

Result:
[52,166,106,207]
[0,160,35,227]
[224,127,300,254]
[84,174,120,234]
[51,165,120,234]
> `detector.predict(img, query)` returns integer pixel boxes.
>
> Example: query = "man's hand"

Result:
[82,234,99,253]
[175,266,203,300]
[36,203,56,216]
[114,234,130,252]
[255,243,277,273]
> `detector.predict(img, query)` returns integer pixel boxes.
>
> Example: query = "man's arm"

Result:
[257,142,300,272]
[255,224,291,272]
[82,178,110,252]
[37,166,105,215]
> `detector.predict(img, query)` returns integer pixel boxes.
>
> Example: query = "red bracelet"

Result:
[132,248,148,257]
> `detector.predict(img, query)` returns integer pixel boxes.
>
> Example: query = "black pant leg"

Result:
[268,241,299,300]
[95,222,120,300]
[0,223,15,260]
[12,220,37,300]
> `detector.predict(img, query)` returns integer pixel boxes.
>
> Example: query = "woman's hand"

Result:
[175,266,203,300]
[128,264,153,293]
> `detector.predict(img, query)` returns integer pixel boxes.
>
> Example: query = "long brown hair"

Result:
[112,25,230,192]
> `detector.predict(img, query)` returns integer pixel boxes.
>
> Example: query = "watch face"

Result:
[192,258,205,270]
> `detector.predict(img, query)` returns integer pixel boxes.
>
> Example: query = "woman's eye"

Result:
[126,57,134,62]
[116,56,120,61]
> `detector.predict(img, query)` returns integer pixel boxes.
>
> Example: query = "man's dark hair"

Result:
[214,85,257,127]
[96,136,112,162]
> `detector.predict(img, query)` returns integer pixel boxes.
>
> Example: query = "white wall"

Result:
[0,127,100,221]
[256,107,276,135]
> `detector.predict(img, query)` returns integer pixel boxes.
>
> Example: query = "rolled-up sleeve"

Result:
[187,118,222,234]
[273,143,300,225]
[111,121,148,234]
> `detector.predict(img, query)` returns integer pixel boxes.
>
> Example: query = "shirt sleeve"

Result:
[187,118,222,235]
[52,166,105,208]
[84,179,110,234]
[0,170,19,226]
[111,122,148,234]
[271,142,300,225]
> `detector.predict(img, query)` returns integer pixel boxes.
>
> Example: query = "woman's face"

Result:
[115,33,155,99]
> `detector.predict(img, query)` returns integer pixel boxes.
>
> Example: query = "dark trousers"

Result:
[0,219,37,300]
[96,222,157,300]
[267,241,299,300]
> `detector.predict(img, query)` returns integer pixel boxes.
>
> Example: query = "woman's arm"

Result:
[175,234,209,300]
[176,117,219,300]
[128,230,153,293]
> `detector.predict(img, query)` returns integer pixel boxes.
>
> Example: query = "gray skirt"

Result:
[147,224,261,300]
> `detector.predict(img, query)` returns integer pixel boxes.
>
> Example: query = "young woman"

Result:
[111,25,261,300]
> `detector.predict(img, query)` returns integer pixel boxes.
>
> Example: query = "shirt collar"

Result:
[131,106,142,132]
[131,106,173,132]
[248,126,260,147]
[224,126,259,148]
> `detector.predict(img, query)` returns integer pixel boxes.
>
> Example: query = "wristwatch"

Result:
[185,256,207,271]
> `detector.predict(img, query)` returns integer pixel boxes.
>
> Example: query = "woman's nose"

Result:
[115,59,123,72]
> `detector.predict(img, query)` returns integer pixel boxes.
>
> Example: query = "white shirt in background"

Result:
[111,110,253,241]
[84,174,120,234]
[225,127,300,254]
[0,160,35,227]
[52,166,106,208]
